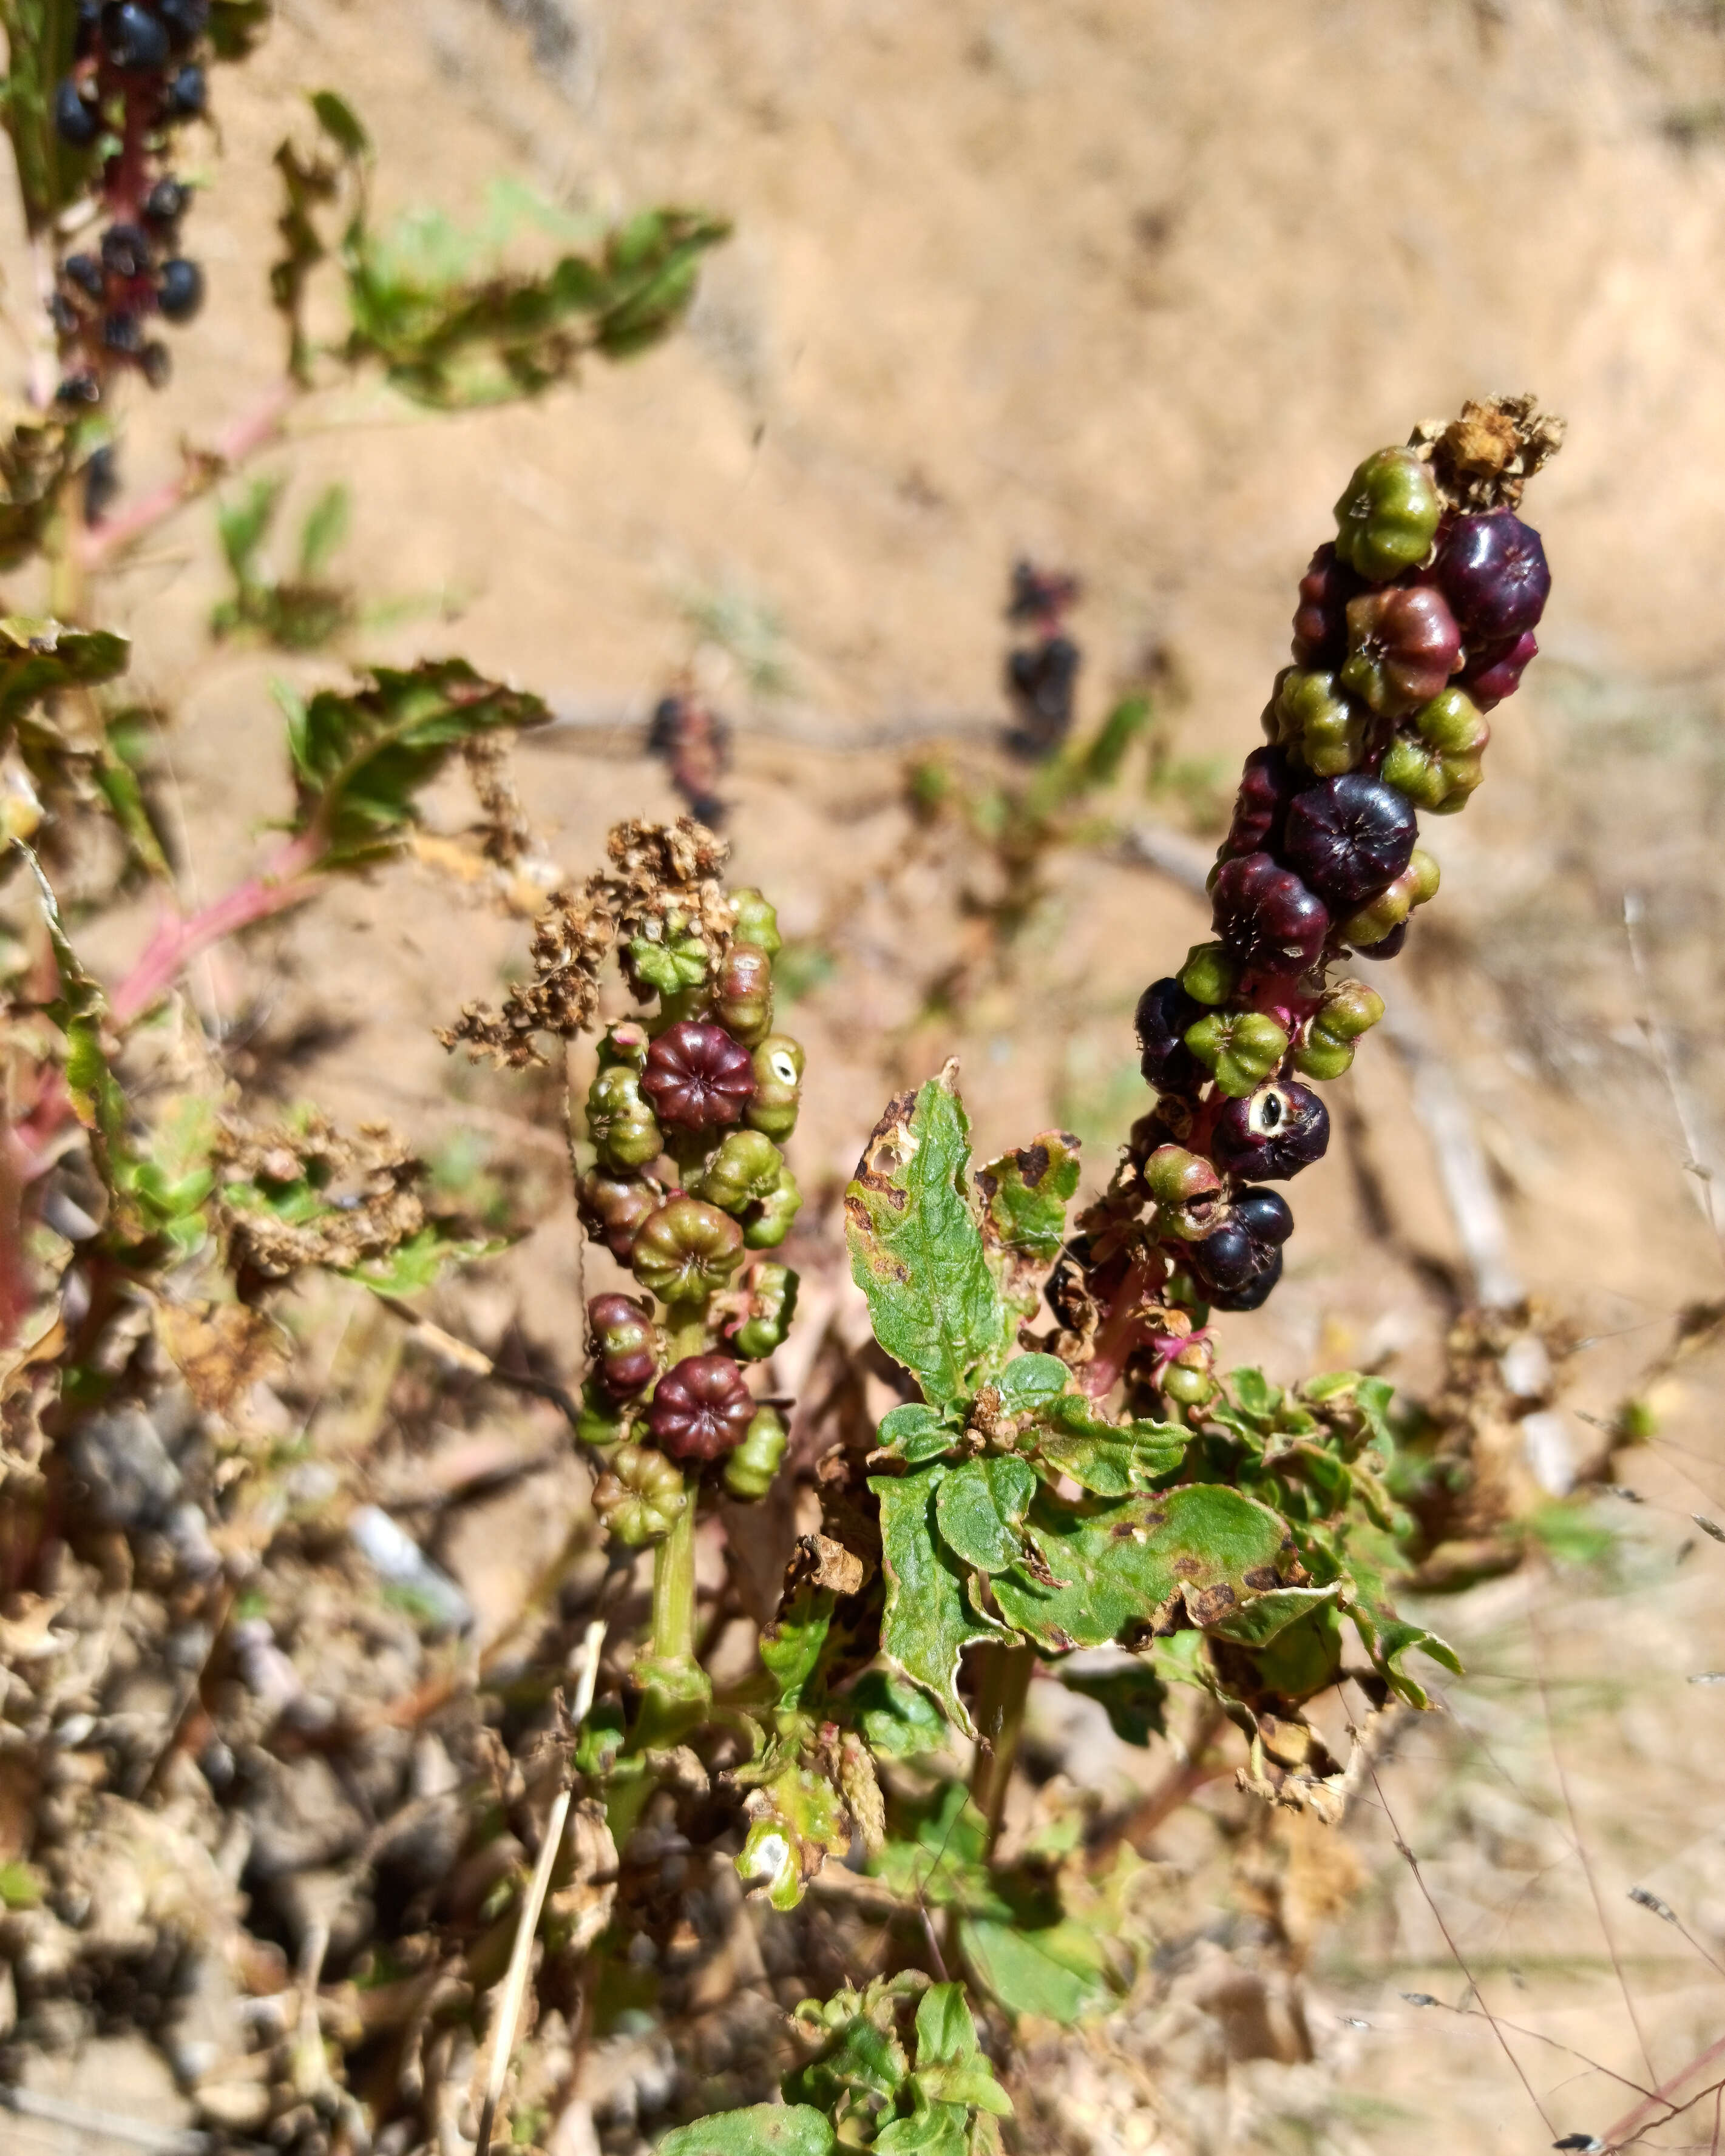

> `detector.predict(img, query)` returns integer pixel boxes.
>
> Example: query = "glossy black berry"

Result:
[158,257,203,323]
[1434,510,1550,642]
[64,252,104,300]
[1223,746,1298,860]
[1210,1079,1330,1182]
[1135,976,1205,1096]
[1234,1186,1294,1245]
[140,340,171,387]
[83,445,120,527]
[101,223,151,280]
[56,374,101,407]
[1212,851,1330,973]
[1353,920,1408,962]
[1188,1220,1262,1295]
[1281,774,1417,910]
[1205,1243,1283,1312]
[54,78,100,148]
[101,310,142,355]
[101,2,170,73]
[161,64,207,121]
[143,177,189,229]
[158,0,211,50]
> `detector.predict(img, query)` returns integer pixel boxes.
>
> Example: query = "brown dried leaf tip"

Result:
[439,816,736,1069]
[215,1110,426,1280]
[1411,391,1567,513]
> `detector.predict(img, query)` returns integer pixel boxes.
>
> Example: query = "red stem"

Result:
[80,379,299,569]
[1078,1258,1159,1398]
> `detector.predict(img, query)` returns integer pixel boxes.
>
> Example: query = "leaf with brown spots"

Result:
[975,1129,1082,1314]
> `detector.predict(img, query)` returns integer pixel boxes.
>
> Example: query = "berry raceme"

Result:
[1073,399,1561,1372]
[50,0,223,414]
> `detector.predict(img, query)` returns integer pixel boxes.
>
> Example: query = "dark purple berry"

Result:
[161,63,207,120]
[56,374,101,407]
[1281,774,1417,910]
[1188,1220,1263,1295]
[143,177,189,229]
[101,223,151,279]
[1205,1244,1283,1313]
[101,2,171,73]
[1353,921,1408,962]
[1290,542,1364,669]
[1211,851,1329,973]
[64,252,104,300]
[101,310,141,354]
[1434,510,1550,642]
[1461,629,1537,712]
[647,1353,755,1462]
[54,78,100,148]
[157,257,203,323]
[1222,746,1298,860]
[140,340,171,387]
[1234,1186,1294,1245]
[1135,977,1205,1096]
[158,0,211,50]
[83,445,120,527]
[1006,634,1080,760]
[640,1020,757,1132]
[1210,1079,1330,1182]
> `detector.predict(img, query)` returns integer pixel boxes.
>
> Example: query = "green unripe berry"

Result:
[592,1442,686,1546]
[715,942,775,1046]
[1338,848,1440,946]
[631,1195,745,1304]
[1179,942,1239,1007]
[1407,846,1441,904]
[597,1020,651,1072]
[744,1164,803,1249]
[1381,731,1485,814]
[698,1129,784,1215]
[577,1376,632,1451]
[1429,751,1486,813]
[724,1405,788,1499]
[1144,1144,1225,1240]
[1333,445,1441,583]
[730,889,782,960]
[1184,1008,1291,1099]
[1275,669,1367,777]
[1294,979,1386,1080]
[1162,1360,1215,1408]
[1412,686,1488,756]
[627,921,711,1005]
[733,1262,799,1361]
[586,1065,663,1171]
[745,1034,805,1141]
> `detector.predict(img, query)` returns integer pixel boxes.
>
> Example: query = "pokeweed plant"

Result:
[671,397,1564,2152]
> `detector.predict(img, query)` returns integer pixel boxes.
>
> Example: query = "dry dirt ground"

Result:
[16,0,1725,2151]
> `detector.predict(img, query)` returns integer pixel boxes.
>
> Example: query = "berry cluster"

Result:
[1004,558,1083,760]
[1055,397,1562,1404]
[50,1,214,407]
[580,887,807,1533]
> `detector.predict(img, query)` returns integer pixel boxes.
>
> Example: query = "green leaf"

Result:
[1056,1661,1168,1746]
[1079,693,1151,788]
[1207,1583,1341,1650]
[0,416,77,572]
[913,1983,978,2069]
[761,1584,835,1720]
[935,1456,1035,1575]
[285,658,550,867]
[958,1914,1109,2026]
[871,1467,1006,1737]
[311,87,371,158]
[785,2005,907,2112]
[914,2062,1014,2119]
[874,2106,968,2156]
[846,1064,1010,1411]
[656,2106,835,2156]
[297,482,351,580]
[1349,1603,1462,1709]
[975,1132,1080,1312]
[848,1668,950,1759]
[990,1484,1294,1653]
[0,615,129,737]
[1032,1393,1187,1497]
[340,1222,509,1296]
[992,1354,1070,1414]
[875,1402,958,1467]
[1230,1367,1282,1422]
[217,475,286,581]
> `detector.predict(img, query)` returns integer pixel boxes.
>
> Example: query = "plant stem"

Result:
[969,1641,1035,1857]
[650,1490,699,1669]
[78,377,299,571]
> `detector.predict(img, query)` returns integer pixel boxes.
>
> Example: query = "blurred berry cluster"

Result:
[578,887,808,1536]
[1004,558,1083,759]
[51,0,213,406]
[1055,397,1562,1408]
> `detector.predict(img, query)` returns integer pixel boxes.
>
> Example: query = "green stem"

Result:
[969,1642,1036,1857]
[651,1491,699,1668]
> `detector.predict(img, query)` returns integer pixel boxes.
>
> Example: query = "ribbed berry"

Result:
[1341,585,1462,717]
[1290,543,1363,669]
[1135,976,1206,1095]
[53,78,100,148]
[101,2,170,72]
[1281,774,1417,910]
[1462,629,1537,711]
[158,258,203,323]
[1223,746,1298,860]
[1210,1079,1330,1182]
[640,1020,757,1131]
[588,1293,660,1398]
[1434,510,1550,642]
[647,1354,756,1462]
[1212,852,1329,973]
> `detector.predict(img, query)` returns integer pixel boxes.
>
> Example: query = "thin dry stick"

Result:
[473,1615,608,2155]
[1624,889,1725,1265]
[1366,1756,1556,2136]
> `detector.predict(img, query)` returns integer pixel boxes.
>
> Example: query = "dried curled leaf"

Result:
[441,815,736,1067]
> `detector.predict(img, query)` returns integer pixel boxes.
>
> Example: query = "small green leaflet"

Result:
[845,1064,1012,1413]
[1349,1602,1462,1709]
[847,1668,949,1759]
[991,1483,1293,1652]
[281,658,550,868]
[1056,1661,1168,1746]
[974,1130,1080,1312]
[1033,1392,1188,1497]
[657,2106,835,2156]
[0,615,129,735]
[960,1914,1110,2026]
[935,1456,1035,1576]
[871,1466,1006,1737]
[873,2106,967,2155]
[874,1402,957,1467]
[992,1353,1069,1414]
[338,1222,510,1296]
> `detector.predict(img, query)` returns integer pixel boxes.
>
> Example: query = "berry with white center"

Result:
[1434,509,1550,641]
[1210,1078,1330,1182]
[745,1034,804,1141]
[1212,851,1329,973]
[1281,773,1417,910]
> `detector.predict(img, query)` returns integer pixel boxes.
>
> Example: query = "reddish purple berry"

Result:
[1290,543,1364,669]
[640,1020,757,1132]
[647,1353,755,1462]
[1212,852,1329,973]
[1341,585,1462,717]
[1210,1079,1330,1182]
[1223,746,1298,860]
[1461,629,1537,712]
[588,1293,660,1398]
[1434,510,1550,643]
[1136,977,1206,1096]
[1281,774,1417,910]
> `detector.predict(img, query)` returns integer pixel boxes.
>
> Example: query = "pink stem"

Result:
[80,379,299,569]
[1078,1259,1158,1399]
